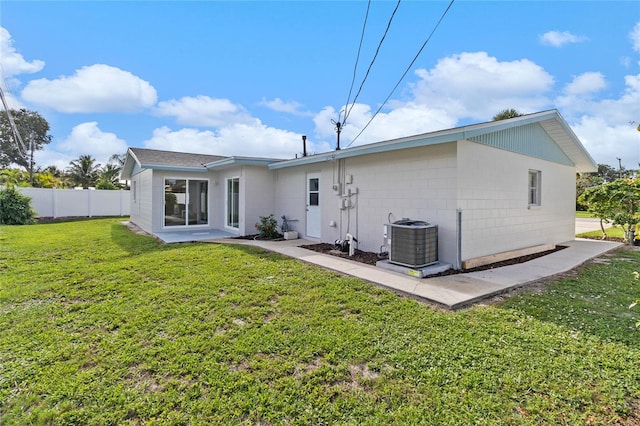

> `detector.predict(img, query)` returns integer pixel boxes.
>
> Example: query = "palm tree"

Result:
[492,109,523,121]
[96,163,123,189]
[67,155,100,189]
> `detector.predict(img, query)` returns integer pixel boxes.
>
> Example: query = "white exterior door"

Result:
[306,173,321,238]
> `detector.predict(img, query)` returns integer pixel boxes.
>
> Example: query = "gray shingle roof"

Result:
[129,148,227,168]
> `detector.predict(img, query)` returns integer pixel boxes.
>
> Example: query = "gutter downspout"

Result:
[456,208,462,270]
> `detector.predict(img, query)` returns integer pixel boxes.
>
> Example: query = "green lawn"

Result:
[577,226,625,240]
[576,211,596,218]
[1,219,639,425]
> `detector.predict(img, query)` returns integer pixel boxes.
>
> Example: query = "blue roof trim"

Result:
[268,130,464,169]
[268,110,596,171]
[140,165,209,173]
[205,156,282,170]
[468,122,574,166]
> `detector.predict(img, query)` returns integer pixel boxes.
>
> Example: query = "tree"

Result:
[0,168,29,187]
[67,155,100,189]
[576,173,601,211]
[593,164,618,182]
[492,109,523,121]
[0,109,52,184]
[97,163,123,189]
[578,177,640,242]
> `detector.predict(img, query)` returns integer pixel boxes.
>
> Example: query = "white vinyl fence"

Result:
[17,187,130,218]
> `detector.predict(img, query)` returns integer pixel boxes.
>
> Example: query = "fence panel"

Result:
[17,188,130,218]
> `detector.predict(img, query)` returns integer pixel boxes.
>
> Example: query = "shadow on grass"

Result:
[496,248,640,347]
[110,222,175,256]
[110,222,292,265]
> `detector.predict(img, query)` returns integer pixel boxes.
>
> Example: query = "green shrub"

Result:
[255,213,280,239]
[0,187,35,225]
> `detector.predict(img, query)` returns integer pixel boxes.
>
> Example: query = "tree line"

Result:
[1,109,126,189]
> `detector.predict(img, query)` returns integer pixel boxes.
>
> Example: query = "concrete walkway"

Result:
[210,237,624,310]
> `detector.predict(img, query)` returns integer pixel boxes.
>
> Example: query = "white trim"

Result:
[162,177,211,229]
[225,176,240,229]
[528,170,541,206]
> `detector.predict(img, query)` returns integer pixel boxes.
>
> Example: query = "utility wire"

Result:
[0,84,28,156]
[347,0,456,147]
[343,0,402,126]
[340,0,371,125]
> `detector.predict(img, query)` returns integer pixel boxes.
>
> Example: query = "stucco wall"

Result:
[273,165,316,237]
[241,166,277,236]
[457,140,576,261]
[130,169,153,234]
[150,170,218,233]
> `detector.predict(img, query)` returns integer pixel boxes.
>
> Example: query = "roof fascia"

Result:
[269,130,465,170]
[120,148,142,179]
[142,165,209,173]
[548,112,598,170]
[204,156,282,170]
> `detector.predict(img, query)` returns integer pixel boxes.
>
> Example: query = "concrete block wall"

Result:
[331,143,459,264]
[457,140,575,261]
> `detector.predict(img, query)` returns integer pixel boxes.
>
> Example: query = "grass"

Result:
[577,226,625,240]
[576,211,596,218]
[1,218,639,425]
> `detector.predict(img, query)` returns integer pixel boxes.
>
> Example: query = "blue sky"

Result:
[1,1,639,170]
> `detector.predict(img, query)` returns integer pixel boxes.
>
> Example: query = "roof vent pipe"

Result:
[302,135,307,157]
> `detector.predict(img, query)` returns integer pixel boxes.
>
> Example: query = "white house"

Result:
[121,110,597,269]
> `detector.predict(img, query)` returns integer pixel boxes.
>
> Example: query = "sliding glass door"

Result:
[164,178,208,227]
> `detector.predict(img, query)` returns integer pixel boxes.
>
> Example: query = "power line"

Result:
[343,0,402,126]
[0,84,28,156]
[347,0,456,147]
[340,0,371,125]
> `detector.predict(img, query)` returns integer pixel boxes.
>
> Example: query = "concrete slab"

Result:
[204,237,624,310]
[154,229,235,243]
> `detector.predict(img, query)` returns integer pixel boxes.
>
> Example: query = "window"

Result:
[528,170,541,206]
[227,177,239,228]
[164,178,209,227]
[308,177,319,206]
[132,180,137,203]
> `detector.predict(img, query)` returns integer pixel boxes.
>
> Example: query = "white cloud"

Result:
[557,72,639,122]
[155,95,256,127]
[630,22,640,52]
[313,103,456,147]
[259,97,311,116]
[143,124,330,159]
[563,72,607,96]
[539,30,587,47]
[57,122,128,165]
[409,52,554,121]
[554,70,640,166]
[0,27,44,77]
[21,64,157,113]
[572,116,640,169]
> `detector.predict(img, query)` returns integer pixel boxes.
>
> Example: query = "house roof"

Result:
[268,110,598,173]
[121,148,228,178]
[120,148,283,179]
[121,110,598,180]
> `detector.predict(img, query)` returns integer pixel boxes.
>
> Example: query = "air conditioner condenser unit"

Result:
[387,219,438,268]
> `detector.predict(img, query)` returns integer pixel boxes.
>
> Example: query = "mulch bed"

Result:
[300,243,569,277]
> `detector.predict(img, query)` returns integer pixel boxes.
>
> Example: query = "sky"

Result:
[1,0,639,171]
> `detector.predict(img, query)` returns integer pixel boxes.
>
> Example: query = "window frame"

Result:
[226,177,240,229]
[528,170,541,207]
